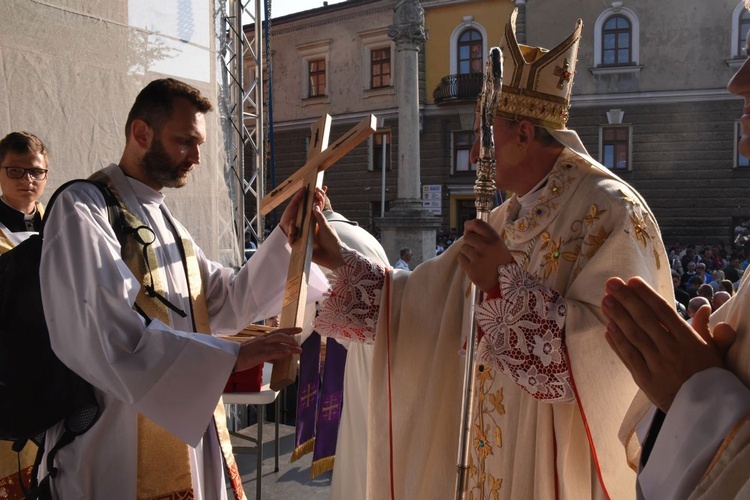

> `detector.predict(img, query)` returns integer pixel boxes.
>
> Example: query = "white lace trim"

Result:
[313,244,385,343]
[475,263,574,403]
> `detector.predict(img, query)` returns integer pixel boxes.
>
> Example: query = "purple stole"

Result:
[291,332,348,477]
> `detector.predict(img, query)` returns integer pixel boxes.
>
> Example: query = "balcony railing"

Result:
[433,73,483,105]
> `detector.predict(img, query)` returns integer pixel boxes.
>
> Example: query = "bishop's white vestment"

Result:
[315,147,673,499]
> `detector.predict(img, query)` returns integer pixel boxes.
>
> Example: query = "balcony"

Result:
[433,73,483,105]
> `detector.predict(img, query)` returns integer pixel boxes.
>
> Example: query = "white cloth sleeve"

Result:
[638,367,750,500]
[204,226,329,335]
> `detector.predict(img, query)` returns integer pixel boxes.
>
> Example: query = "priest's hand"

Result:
[601,276,736,413]
[311,206,345,270]
[458,219,513,293]
[233,328,302,373]
[280,186,327,243]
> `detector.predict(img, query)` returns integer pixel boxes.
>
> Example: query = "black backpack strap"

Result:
[40,179,126,247]
[23,429,75,500]
[25,179,127,497]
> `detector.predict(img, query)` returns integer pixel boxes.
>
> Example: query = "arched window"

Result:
[449,20,488,76]
[733,2,750,59]
[593,7,640,72]
[457,29,483,74]
[602,15,632,65]
[740,11,750,55]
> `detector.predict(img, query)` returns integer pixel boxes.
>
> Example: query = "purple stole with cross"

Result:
[291,332,348,477]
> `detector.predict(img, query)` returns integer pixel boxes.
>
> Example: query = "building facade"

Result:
[256,0,750,248]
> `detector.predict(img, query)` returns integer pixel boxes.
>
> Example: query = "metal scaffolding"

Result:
[217,0,266,260]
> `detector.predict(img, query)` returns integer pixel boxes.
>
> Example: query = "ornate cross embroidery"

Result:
[299,383,317,409]
[321,395,342,420]
[554,58,572,90]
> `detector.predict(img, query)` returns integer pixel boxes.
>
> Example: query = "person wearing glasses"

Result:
[0,131,49,498]
[0,131,49,255]
[35,78,327,499]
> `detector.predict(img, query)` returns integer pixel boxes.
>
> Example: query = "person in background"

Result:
[393,247,411,270]
[714,290,732,310]
[0,131,48,254]
[0,131,49,499]
[322,196,389,499]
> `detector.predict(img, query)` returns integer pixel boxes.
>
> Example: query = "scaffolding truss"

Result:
[217,0,266,259]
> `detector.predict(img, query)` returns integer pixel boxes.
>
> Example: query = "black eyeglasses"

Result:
[1,166,49,180]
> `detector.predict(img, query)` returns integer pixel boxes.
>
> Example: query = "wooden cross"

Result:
[261,113,376,390]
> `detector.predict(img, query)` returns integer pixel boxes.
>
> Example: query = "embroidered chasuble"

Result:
[315,148,674,499]
[90,172,245,500]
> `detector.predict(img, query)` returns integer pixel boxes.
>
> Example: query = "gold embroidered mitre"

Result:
[496,10,583,130]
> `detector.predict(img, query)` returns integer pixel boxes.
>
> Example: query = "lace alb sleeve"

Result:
[475,263,574,403]
[313,244,386,343]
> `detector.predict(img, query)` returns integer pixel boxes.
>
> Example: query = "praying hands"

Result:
[601,276,736,413]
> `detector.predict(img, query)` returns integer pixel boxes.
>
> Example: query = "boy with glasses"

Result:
[0,131,49,497]
[0,131,49,254]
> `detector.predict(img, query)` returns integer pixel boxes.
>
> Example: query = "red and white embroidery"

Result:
[475,263,574,403]
[314,244,385,343]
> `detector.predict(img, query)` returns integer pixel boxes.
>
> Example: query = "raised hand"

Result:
[601,276,736,413]
[311,205,344,270]
[280,186,327,243]
[457,219,513,293]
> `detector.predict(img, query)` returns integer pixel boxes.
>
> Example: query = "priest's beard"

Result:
[142,137,192,188]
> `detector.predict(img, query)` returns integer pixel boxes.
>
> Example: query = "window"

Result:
[360,29,394,93]
[457,29,483,74]
[297,40,331,101]
[592,7,640,73]
[370,131,391,171]
[449,20,488,76]
[732,2,750,63]
[735,121,750,168]
[308,59,326,97]
[600,126,631,170]
[453,131,476,173]
[602,15,631,65]
[371,47,391,88]
[740,10,750,56]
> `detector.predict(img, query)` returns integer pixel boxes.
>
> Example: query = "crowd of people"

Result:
[667,242,747,318]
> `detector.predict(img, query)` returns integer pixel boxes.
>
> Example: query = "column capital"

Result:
[388,0,428,48]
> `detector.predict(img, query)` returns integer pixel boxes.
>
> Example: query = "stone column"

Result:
[378,0,440,267]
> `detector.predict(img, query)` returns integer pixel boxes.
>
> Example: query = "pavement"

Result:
[229,363,332,499]
[232,420,332,500]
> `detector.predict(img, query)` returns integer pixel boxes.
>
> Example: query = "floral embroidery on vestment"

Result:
[475,263,574,403]
[314,245,384,343]
[469,364,505,498]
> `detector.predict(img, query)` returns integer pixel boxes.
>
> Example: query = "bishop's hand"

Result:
[311,205,344,270]
[458,219,513,293]
[280,186,327,244]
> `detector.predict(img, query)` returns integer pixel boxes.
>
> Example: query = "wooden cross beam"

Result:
[262,113,376,390]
